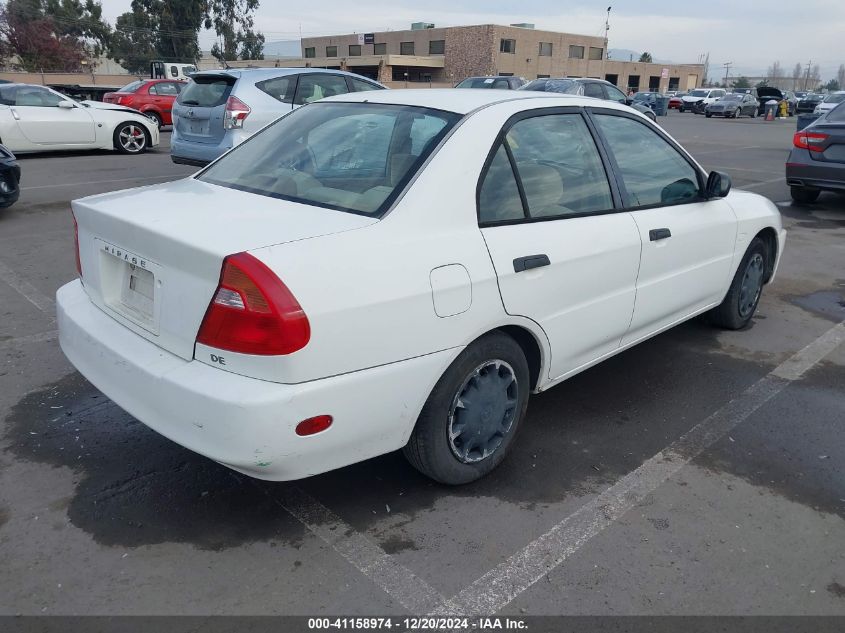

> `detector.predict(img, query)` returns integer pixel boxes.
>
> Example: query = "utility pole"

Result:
[604,6,611,60]
[803,60,812,91]
[723,61,732,88]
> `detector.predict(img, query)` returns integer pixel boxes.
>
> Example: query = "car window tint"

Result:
[294,74,349,105]
[583,83,604,99]
[147,84,158,95]
[505,114,613,217]
[478,145,524,223]
[594,113,700,207]
[14,87,63,107]
[199,103,460,216]
[349,77,382,92]
[178,78,233,107]
[155,82,179,96]
[827,102,845,121]
[256,76,294,103]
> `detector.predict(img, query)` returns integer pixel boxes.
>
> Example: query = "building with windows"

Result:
[292,23,705,92]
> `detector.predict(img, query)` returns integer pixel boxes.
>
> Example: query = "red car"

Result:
[103,79,184,129]
[669,93,684,109]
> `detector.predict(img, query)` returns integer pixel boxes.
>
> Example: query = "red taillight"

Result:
[115,95,132,106]
[223,95,251,129]
[793,131,828,152]
[196,252,310,355]
[295,415,333,436]
[72,212,82,277]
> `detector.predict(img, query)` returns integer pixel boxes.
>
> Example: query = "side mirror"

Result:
[705,171,731,199]
[625,97,633,105]
[58,101,75,109]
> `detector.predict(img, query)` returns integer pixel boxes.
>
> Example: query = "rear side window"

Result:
[594,113,701,207]
[256,76,294,103]
[198,102,460,216]
[294,74,349,105]
[152,82,179,96]
[478,145,524,223]
[178,77,234,107]
[827,102,845,122]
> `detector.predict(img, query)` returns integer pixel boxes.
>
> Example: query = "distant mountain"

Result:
[262,40,301,58]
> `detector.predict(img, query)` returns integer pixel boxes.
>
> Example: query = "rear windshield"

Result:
[520,79,576,93]
[689,89,709,98]
[456,77,510,89]
[198,102,461,216]
[178,76,234,107]
[118,81,145,93]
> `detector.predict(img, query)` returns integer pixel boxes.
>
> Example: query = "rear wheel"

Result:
[403,332,530,485]
[709,238,768,330]
[790,186,820,203]
[113,122,149,155]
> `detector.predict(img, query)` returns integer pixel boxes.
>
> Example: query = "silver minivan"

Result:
[171,68,385,166]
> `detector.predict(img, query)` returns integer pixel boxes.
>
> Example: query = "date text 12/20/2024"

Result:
[307,618,528,630]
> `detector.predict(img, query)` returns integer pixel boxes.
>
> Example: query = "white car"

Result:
[0,84,159,155]
[814,90,845,115]
[679,88,726,112]
[57,90,785,484]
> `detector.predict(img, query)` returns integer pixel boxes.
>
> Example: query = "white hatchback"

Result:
[58,90,785,484]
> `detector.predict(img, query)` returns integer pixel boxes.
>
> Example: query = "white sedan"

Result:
[57,90,785,484]
[0,83,159,155]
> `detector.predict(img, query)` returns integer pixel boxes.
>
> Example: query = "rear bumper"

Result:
[785,150,845,191]
[57,280,457,481]
[170,135,228,166]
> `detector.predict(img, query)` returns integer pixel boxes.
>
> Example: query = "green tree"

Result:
[205,0,263,62]
[0,0,109,71]
[638,51,653,63]
[109,4,158,73]
[825,79,841,92]
[733,76,750,89]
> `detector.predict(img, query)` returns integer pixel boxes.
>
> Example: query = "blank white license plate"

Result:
[121,263,155,320]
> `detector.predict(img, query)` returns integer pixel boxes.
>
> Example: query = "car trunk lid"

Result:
[72,178,378,360]
[806,121,845,164]
[172,73,236,144]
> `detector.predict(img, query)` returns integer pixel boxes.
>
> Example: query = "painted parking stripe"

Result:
[433,321,845,616]
[258,483,449,614]
[0,258,55,315]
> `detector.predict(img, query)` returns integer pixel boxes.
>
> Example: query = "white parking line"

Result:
[21,174,181,191]
[0,330,58,350]
[0,258,55,315]
[258,483,449,614]
[433,321,845,616]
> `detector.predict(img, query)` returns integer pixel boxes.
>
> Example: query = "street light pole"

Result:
[723,61,732,88]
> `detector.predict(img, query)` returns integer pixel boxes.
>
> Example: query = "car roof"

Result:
[322,88,633,115]
[189,67,375,81]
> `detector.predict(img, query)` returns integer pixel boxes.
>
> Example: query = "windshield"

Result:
[689,89,709,98]
[520,79,576,93]
[824,93,845,104]
[633,92,656,101]
[198,102,461,216]
[721,94,743,101]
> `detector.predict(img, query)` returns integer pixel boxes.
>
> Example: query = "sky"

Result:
[98,0,845,79]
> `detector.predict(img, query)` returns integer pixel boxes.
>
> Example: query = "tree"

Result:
[109,4,159,73]
[826,79,841,92]
[205,0,264,62]
[0,0,108,71]
[733,76,750,89]
[638,51,652,63]
[755,79,769,88]
[792,62,802,90]
[767,60,783,86]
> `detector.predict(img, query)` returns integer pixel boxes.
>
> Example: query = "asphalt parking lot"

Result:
[1,113,843,617]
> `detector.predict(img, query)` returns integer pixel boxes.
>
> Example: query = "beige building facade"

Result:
[298,24,704,92]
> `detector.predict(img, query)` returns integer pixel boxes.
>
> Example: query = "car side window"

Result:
[257,76,294,103]
[348,77,381,92]
[583,83,604,99]
[605,85,627,103]
[14,86,64,107]
[478,144,525,223]
[294,74,349,105]
[594,113,701,207]
[155,82,179,96]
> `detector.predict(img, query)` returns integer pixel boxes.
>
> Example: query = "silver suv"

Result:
[171,68,385,166]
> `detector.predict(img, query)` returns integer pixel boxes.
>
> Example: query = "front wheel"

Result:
[734,108,741,118]
[403,332,530,485]
[113,121,149,155]
[709,238,768,330]
[705,113,712,118]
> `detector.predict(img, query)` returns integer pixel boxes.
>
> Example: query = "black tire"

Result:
[733,108,741,118]
[113,121,149,155]
[146,111,163,130]
[790,186,820,203]
[679,106,685,112]
[705,113,712,118]
[709,238,768,330]
[403,332,530,485]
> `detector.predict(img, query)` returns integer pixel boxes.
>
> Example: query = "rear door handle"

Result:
[513,254,550,273]
[649,228,672,241]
